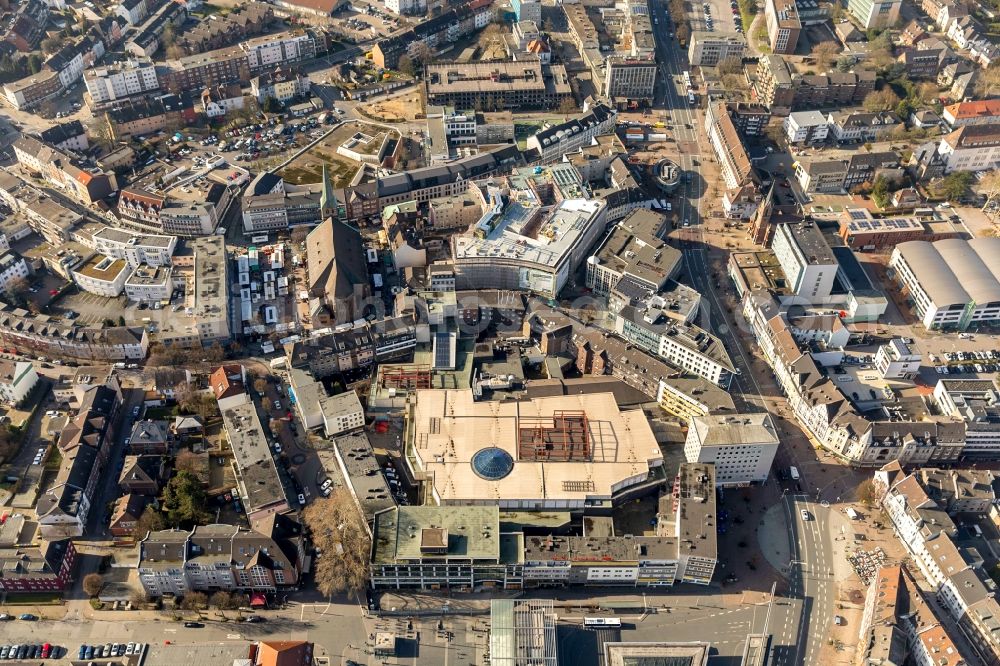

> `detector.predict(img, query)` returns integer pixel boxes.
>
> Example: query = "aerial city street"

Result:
[0,0,998,663]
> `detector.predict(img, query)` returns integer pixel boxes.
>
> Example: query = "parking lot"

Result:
[688,0,744,37]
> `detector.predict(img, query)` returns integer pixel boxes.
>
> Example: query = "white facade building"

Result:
[85,60,160,106]
[772,222,838,302]
[0,360,39,405]
[684,414,779,486]
[783,110,829,144]
[875,339,922,379]
[92,227,177,268]
[0,251,30,294]
[889,238,1000,331]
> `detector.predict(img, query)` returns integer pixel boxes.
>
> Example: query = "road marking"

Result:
[227,634,242,640]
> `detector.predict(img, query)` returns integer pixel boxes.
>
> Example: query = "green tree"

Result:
[836,56,854,72]
[872,175,890,208]
[26,54,42,74]
[940,172,973,202]
[162,471,210,527]
[895,97,915,120]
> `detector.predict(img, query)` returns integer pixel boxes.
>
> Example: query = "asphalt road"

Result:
[645,10,840,665]
[782,494,837,666]
[648,3,765,414]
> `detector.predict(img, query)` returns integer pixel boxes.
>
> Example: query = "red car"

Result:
[41,644,50,659]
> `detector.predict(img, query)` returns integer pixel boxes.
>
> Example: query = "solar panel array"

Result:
[434,332,452,368]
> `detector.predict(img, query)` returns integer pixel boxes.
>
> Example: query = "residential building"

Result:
[125,421,170,455]
[199,83,245,118]
[684,414,779,486]
[705,100,753,190]
[783,110,828,143]
[936,124,1000,173]
[752,55,795,112]
[764,0,801,54]
[118,455,165,495]
[3,70,64,111]
[942,100,1000,128]
[0,251,30,296]
[319,390,365,437]
[12,136,116,205]
[511,0,541,23]
[71,255,131,297]
[0,302,148,362]
[889,238,1000,331]
[269,0,343,17]
[92,227,176,268]
[0,539,76,592]
[39,120,89,153]
[250,68,310,103]
[0,360,38,406]
[103,93,198,140]
[875,339,922,379]
[110,493,150,538]
[828,111,900,143]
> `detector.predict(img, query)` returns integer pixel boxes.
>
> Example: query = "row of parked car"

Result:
[77,643,147,659]
[0,644,56,659]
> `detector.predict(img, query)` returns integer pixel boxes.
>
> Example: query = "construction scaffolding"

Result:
[490,599,559,666]
[517,410,591,462]
[378,364,432,391]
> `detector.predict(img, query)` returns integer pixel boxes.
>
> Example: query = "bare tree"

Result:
[210,590,234,610]
[857,479,878,506]
[973,65,1000,100]
[981,171,1000,212]
[4,275,29,301]
[302,489,371,597]
[180,591,208,610]
[253,378,269,395]
[129,589,150,607]
[174,449,201,475]
[863,89,900,112]
[811,41,841,71]
[83,573,104,597]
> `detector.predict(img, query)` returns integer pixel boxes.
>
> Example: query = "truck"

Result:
[846,507,860,520]
[789,466,800,481]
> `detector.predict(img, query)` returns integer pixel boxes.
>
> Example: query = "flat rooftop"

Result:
[75,254,129,282]
[407,389,662,506]
[372,505,501,564]
[591,209,680,289]
[454,197,605,270]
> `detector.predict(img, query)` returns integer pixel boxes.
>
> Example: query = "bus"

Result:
[584,617,622,628]
[789,466,800,481]
[682,71,691,87]
[250,234,270,244]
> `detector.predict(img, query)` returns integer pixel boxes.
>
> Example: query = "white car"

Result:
[272,442,282,454]
[800,509,811,521]
[297,494,306,506]
[321,478,333,490]
[274,400,282,411]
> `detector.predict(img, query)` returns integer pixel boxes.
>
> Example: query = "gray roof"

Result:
[896,238,1000,307]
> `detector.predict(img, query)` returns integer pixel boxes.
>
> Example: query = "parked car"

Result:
[18,614,37,621]
[183,621,204,628]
